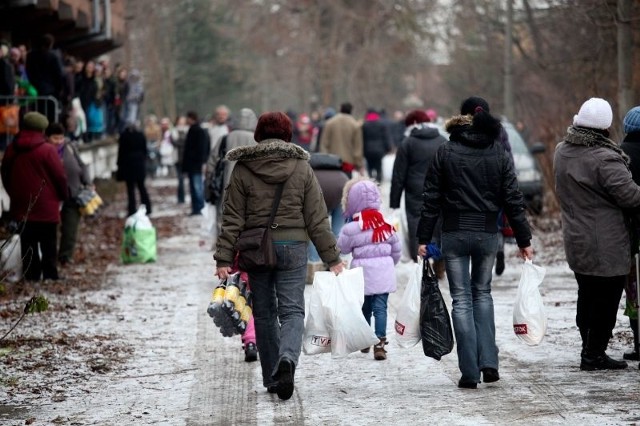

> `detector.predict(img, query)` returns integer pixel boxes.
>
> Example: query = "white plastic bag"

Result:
[201,203,216,237]
[394,259,422,348]
[302,273,333,355]
[323,268,379,358]
[513,259,547,345]
[124,205,153,230]
[0,235,22,283]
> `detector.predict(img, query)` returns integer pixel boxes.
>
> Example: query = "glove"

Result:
[425,243,442,261]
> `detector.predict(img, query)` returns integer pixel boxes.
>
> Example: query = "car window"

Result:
[504,125,529,155]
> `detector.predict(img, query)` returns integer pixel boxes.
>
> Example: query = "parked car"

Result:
[502,121,545,214]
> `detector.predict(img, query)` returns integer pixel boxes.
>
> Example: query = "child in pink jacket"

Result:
[337,178,402,360]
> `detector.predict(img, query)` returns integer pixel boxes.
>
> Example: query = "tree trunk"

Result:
[617,0,633,125]
[504,0,514,121]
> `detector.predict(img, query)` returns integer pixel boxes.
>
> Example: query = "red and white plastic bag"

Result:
[513,259,547,345]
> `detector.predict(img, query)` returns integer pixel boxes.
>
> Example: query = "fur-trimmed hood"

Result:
[341,177,382,218]
[444,114,473,132]
[445,114,500,147]
[226,138,310,184]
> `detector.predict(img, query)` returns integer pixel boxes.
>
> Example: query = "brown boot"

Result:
[373,337,387,360]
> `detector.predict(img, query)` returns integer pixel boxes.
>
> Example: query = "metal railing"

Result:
[0,95,61,119]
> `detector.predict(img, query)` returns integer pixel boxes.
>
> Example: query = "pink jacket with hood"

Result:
[337,178,401,295]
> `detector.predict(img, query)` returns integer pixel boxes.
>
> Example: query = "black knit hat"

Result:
[460,96,490,115]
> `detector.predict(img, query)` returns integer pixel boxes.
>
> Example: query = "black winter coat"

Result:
[621,132,640,186]
[390,126,446,215]
[117,128,147,182]
[362,119,391,158]
[417,115,531,248]
[182,124,210,173]
[620,131,640,253]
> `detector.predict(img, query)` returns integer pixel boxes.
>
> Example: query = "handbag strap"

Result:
[267,182,285,229]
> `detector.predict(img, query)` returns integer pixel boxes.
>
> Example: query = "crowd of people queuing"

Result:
[0,34,145,148]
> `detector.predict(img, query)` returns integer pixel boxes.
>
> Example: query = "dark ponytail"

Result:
[472,107,502,139]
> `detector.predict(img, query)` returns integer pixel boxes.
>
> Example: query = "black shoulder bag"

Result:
[235,182,285,272]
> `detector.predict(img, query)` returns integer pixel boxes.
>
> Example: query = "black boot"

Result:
[580,330,627,371]
[623,318,639,361]
[580,353,628,371]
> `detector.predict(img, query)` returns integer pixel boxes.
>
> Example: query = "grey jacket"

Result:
[554,127,640,276]
[63,142,90,199]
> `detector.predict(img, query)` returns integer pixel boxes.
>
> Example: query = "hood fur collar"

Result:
[444,114,473,132]
[565,126,630,165]
[226,139,310,162]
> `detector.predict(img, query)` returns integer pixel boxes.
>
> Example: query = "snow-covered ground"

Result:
[1,159,639,425]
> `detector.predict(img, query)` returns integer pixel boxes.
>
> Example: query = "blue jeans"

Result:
[248,241,307,387]
[307,206,344,262]
[188,172,204,214]
[442,230,498,383]
[362,293,389,338]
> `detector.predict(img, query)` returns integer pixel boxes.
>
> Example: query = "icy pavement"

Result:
[1,171,639,425]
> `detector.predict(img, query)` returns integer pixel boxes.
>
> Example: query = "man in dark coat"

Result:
[361,109,392,182]
[390,109,446,262]
[25,34,65,123]
[1,112,68,281]
[117,123,151,216]
[182,111,209,215]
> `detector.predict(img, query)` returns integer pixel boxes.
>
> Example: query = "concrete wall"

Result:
[77,139,118,181]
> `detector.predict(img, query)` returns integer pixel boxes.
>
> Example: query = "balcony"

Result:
[0,0,125,58]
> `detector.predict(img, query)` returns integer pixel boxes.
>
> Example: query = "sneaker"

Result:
[481,368,500,383]
[495,251,505,276]
[275,358,295,400]
[360,347,370,354]
[580,353,628,371]
[457,379,478,389]
[244,342,258,363]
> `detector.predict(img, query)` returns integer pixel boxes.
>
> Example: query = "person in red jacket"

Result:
[1,112,68,281]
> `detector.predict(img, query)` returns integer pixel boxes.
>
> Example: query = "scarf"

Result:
[352,209,396,243]
[565,125,630,165]
[56,144,65,160]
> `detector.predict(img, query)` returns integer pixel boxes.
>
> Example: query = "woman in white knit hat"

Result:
[554,98,640,371]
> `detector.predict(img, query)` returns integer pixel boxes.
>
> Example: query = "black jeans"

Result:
[126,178,152,216]
[575,273,625,354]
[20,221,59,281]
[365,155,384,182]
